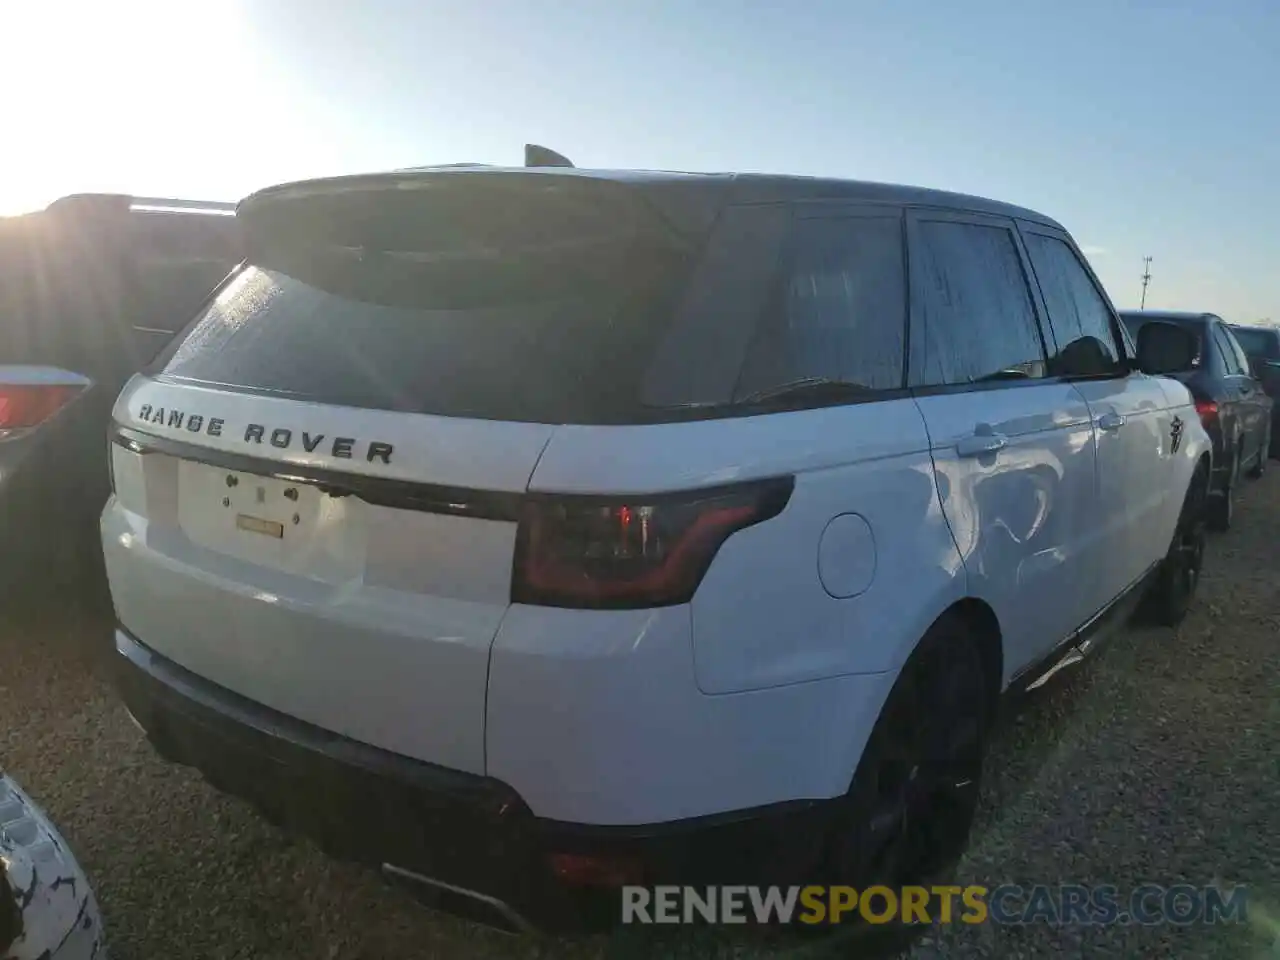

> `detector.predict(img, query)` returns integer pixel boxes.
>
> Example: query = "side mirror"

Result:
[1135,321,1198,376]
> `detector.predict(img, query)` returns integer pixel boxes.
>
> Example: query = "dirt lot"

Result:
[2,477,1278,959]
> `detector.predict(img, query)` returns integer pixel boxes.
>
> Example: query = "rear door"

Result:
[103,173,720,775]
[1216,322,1269,462]
[1019,225,1173,601]
[906,210,1100,674]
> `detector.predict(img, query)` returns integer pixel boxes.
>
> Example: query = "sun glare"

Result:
[0,0,261,215]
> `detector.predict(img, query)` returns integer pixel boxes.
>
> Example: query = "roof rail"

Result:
[45,193,236,217]
[128,196,237,215]
[395,163,494,172]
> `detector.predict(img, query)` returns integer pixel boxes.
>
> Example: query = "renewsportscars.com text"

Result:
[621,884,1249,926]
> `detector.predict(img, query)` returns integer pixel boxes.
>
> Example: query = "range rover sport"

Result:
[100,152,1213,932]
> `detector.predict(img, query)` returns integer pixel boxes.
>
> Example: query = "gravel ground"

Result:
[2,477,1278,960]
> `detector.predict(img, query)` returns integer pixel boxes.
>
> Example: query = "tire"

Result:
[1208,446,1239,532]
[824,616,989,897]
[1137,467,1208,628]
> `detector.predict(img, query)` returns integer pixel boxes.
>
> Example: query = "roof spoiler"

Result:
[524,144,574,168]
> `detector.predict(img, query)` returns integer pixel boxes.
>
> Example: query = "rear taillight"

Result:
[512,477,794,609]
[1195,399,1219,426]
[0,383,84,437]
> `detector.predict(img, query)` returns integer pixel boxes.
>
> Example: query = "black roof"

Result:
[1227,322,1280,334]
[242,166,1065,232]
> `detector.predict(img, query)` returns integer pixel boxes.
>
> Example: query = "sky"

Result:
[1,0,1277,320]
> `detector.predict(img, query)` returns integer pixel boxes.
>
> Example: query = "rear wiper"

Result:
[737,377,878,406]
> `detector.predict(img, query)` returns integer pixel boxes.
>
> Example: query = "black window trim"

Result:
[903,208,1057,398]
[1015,221,1133,384]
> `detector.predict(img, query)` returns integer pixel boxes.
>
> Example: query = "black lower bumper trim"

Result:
[113,628,838,932]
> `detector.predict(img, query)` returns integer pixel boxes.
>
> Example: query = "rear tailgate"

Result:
[103,168,719,774]
[106,376,554,775]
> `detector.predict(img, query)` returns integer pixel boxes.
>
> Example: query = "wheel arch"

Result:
[890,597,1005,719]
[939,598,1004,714]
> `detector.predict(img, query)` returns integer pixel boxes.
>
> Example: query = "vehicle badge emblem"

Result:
[1170,415,1184,454]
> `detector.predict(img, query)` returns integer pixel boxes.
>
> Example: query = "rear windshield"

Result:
[1120,314,1206,365]
[1229,327,1276,358]
[153,185,917,424]
[154,242,699,425]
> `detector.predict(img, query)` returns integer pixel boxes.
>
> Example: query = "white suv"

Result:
[101,158,1212,931]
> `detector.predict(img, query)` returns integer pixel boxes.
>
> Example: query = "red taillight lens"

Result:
[513,477,794,609]
[1195,399,1219,425]
[0,384,84,432]
[549,852,646,888]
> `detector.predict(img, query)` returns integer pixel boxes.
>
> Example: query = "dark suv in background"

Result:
[1119,310,1272,530]
[1,194,242,597]
[1227,323,1280,458]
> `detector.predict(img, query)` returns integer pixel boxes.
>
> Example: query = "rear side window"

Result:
[1224,327,1253,375]
[1213,325,1246,375]
[1023,234,1123,377]
[735,215,906,396]
[911,220,1046,387]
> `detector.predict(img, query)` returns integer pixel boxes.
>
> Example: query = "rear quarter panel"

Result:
[1153,376,1213,513]
[527,397,968,694]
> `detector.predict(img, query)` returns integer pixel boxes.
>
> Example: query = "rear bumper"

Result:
[113,627,838,932]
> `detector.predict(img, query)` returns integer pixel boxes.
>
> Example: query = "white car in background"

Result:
[1,773,106,959]
[102,149,1212,932]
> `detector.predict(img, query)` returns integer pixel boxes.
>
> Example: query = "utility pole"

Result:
[1140,256,1153,310]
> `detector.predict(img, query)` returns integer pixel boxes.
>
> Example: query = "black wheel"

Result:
[826,617,989,898]
[1137,469,1208,627]
[1208,447,1238,532]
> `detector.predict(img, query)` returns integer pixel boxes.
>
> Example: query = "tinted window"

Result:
[911,220,1046,386]
[642,204,789,408]
[1224,327,1254,374]
[1121,314,1207,370]
[1230,327,1277,359]
[1024,234,1123,377]
[735,216,905,396]
[1214,325,1245,375]
[158,247,700,425]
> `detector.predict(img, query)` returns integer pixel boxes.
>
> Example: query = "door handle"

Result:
[1096,412,1126,431]
[956,432,1009,457]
